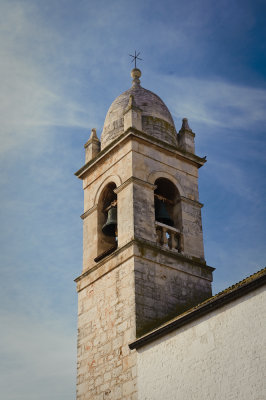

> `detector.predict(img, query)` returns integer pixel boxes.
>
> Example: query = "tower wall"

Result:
[133,243,212,336]
[76,254,137,400]
[75,116,213,398]
[131,136,205,259]
[81,139,133,272]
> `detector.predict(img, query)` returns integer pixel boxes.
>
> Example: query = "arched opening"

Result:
[154,178,183,252]
[95,182,118,262]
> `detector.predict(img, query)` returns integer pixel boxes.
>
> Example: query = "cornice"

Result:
[75,237,214,286]
[80,205,97,220]
[75,128,206,180]
[179,196,204,208]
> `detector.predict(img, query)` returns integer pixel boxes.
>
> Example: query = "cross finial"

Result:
[129,50,143,69]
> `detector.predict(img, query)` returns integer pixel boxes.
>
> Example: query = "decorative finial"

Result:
[181,118,192,131]
[131,68,142,87]
[129,50,143,69]
[129,51,143,87]
[90,128,98,140]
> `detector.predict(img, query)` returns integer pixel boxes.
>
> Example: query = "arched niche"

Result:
[94,174,122,207]
[96,182,118,260]
[154,178,182,230]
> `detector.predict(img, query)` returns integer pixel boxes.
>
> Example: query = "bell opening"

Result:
[155,199,174,227]
[154,178,181,229]
[97,182,118,260]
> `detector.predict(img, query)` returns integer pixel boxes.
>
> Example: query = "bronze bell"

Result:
[102,206,117,237]
[155,200,174,227]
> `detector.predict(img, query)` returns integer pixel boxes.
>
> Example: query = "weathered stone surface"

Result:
[84,129,101,163]
[101,70,177,150]
[77,258,137,400]
[76,70,212,399]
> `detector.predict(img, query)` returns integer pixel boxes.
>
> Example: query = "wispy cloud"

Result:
[1,0,265,157]
[155,75,266,130]
[0,1,265,399]
[0,1,92,155]
[205,159,259,201]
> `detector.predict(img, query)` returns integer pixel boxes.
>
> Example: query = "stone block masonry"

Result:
[75,67,214,399]
[76,258,137,400]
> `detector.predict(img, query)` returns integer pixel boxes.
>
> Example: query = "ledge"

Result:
[74,128,207,180]
[75,236,214,285]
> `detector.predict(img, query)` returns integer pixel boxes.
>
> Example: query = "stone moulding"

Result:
[93,174,122,205]
[75,128,207,180]
[75,236,214,290]
[80,205,97,220]
[179,196,204,208]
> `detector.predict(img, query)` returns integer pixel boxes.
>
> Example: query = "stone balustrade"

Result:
[155,221,183,252]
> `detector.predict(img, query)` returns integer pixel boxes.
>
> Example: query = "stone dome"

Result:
[101,69,177,149]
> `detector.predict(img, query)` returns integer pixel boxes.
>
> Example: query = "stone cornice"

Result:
[84,137,100,148]
[75,128,206,180]
[75,240,135,290]
[179,196,204,208]
[80,205,97,220]
[75,237,214,290]
[80,185,202,221]
[133,236,214,272]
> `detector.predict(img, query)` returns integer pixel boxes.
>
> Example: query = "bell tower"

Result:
[75,68,214,400]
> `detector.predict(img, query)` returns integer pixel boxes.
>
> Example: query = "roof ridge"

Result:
[214,266,266,297]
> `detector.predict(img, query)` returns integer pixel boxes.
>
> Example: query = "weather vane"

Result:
[129,50,143,69]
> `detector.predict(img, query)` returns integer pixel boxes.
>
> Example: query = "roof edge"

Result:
[129,267,266,350]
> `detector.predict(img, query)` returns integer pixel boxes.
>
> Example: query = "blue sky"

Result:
[0,0,265,398]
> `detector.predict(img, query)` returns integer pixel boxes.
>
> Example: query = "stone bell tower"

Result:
[75,68,214,400]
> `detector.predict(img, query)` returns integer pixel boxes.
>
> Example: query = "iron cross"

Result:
[129,51,143,69]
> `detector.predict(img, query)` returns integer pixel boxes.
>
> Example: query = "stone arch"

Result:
[94,174,122,207]
[95,176,121,260]
[147,170,185,197]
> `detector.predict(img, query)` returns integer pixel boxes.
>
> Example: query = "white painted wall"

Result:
[137,286,266,400]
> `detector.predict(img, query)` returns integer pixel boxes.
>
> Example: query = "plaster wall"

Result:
[136,285,266,400]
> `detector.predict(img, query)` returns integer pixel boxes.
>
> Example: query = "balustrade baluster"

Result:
[156,227,163,245]
[162,227,168,247]
[155,222,182,253]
